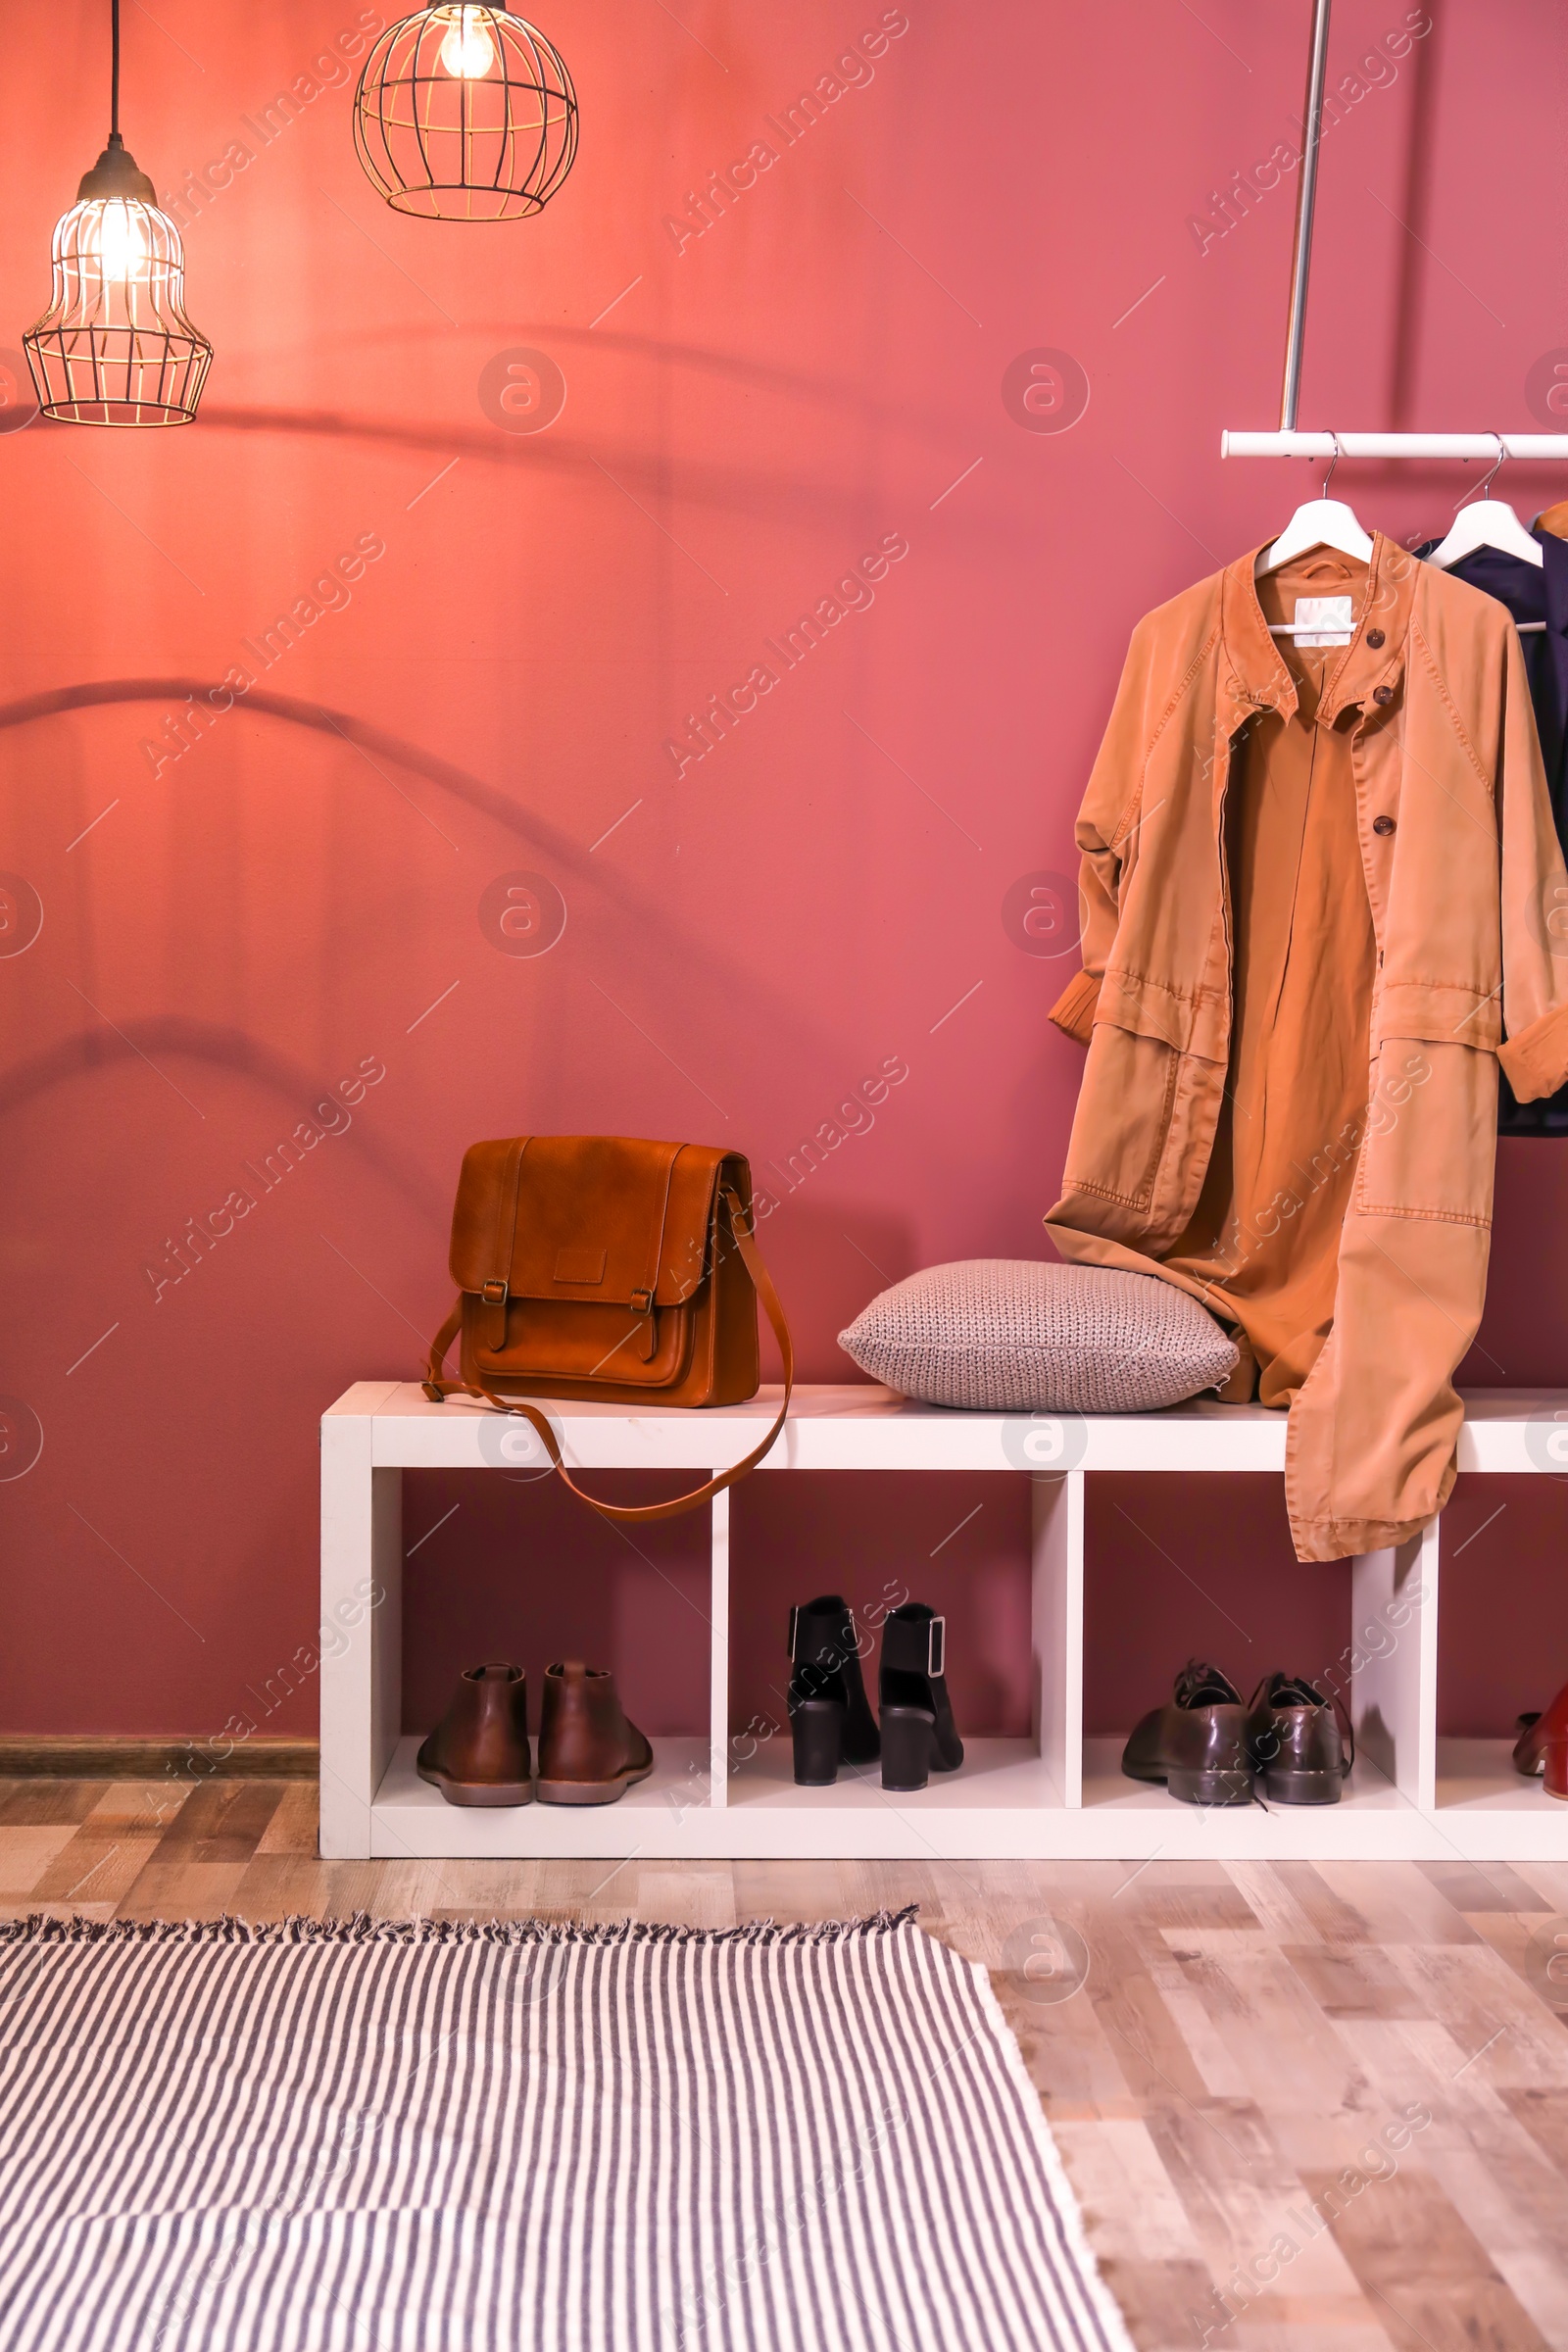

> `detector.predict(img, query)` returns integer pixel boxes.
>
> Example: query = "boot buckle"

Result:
[788,1604,858,1668]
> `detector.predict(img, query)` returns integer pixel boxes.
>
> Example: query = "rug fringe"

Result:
[1,1905,920,1949]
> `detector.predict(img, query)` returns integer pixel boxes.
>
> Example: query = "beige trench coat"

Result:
[1047,534,1568,1561]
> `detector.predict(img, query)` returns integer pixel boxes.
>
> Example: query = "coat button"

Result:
[1373,814,1396,836]
[1367,628,1386,648]
[1373,684,1394,705]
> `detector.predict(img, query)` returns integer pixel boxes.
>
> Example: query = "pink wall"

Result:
[3,0,1566,1746]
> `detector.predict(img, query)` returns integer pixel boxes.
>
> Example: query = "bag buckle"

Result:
[480,1279,508,1304]
[630,1287,653,1314]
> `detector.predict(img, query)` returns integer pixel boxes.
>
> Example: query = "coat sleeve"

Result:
[1496,620,1568,1102]
[1047,621,1153,1045]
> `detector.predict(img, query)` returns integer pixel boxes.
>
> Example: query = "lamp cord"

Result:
[111,0,121,138]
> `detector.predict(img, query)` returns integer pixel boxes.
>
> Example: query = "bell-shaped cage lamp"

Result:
[353,5,577,221]
[24,0,211,425]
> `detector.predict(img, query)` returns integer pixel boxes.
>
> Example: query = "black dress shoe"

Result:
[788,1596,880,1785]
[1245,1672,1352,1804]
[1122,1660,1250,1805]
[879,1603,963,1792]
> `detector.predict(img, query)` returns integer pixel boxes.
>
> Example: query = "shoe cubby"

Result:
[722,1471,1044,1830]
[1083,1471,1346,1793]
[319,1382,1568,1859]
[1434,1471,1568,1832]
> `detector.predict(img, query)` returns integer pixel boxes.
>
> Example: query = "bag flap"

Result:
[450,1137,734,1306]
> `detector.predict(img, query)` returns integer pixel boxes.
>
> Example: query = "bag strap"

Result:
[421,1186,793,1524]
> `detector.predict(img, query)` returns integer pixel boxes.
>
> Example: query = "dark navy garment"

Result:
[1413,530,1568,1134]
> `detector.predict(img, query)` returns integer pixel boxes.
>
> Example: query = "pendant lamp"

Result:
[353,5,577,222]
[24,0,211,426]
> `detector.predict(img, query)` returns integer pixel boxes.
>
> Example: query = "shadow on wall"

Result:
[0,1016,449,1229]
[0,677,605,876]
[0,679,860,1068]
[205,311,951,428]
[1388,0,1443,429]
[172,396,1026,552]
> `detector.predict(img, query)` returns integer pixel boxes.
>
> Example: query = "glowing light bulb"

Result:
[438,6,496,77]
[96,200,150,283]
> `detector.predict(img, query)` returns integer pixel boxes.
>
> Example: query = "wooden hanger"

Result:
[1537,500,1568,541]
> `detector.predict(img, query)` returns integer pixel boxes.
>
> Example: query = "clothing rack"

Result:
[1227,434,1568,462]
[1221,0,1568,467]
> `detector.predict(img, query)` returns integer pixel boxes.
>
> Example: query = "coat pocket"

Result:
[1061,1022,1181,1228]
[1353,1038,1496,1226]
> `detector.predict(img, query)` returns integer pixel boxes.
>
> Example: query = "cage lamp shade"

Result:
[354,5,578,221]
[23,19,212,429]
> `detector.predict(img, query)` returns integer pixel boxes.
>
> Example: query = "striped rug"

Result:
[0,1910,1131,2352]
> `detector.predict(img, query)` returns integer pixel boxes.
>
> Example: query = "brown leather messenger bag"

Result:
[422,1136,792,1524]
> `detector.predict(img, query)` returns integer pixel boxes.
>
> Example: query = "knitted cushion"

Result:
[838,1259,1239,1413]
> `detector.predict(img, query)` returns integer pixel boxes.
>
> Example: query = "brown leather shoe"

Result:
[1246,1672,1351,1804]
[416,1661,532,1806]
[537,1659,654,1805]
[1121,1660,1251,1805]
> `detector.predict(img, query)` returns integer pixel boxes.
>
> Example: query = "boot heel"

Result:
[880,1707,935,1793]
[792,1699,845,1787]
[1167,1765,1252,1807]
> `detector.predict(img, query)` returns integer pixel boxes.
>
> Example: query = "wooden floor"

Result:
[4,1777,1568,2349]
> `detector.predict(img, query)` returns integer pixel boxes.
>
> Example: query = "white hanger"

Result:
[1425,436,1544,569]
[1255,433,1374,576]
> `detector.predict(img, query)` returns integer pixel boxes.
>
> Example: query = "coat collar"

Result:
[1218,530,1417,729]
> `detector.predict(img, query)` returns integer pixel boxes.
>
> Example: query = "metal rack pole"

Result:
[1279,0,1333,431]
[1224,4,1568,464]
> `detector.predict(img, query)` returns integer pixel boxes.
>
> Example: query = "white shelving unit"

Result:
[319,1383,1568,1862]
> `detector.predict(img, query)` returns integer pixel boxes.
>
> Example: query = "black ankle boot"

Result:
[879,1604,963,1791]
[788,1595,881,1785]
